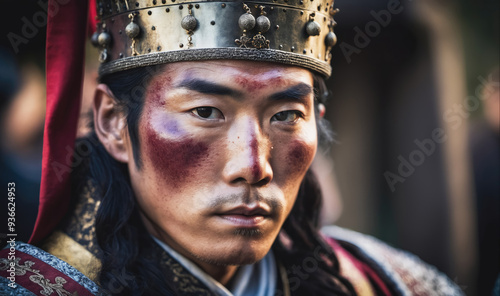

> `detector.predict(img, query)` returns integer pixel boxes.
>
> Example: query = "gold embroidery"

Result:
[158,252,212,295]
[41,231,101,281]
[0,257,78,296]
[64,182,101,256]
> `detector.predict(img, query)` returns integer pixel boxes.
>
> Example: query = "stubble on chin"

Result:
[189,236,269,267]
[233,228,263,237]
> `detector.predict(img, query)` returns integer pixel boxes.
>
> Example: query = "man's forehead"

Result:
[163,60,314,89]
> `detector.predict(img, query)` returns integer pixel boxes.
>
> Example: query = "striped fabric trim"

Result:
[0,242,106,296]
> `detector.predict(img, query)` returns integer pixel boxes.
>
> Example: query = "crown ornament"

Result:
[93,0,339,77]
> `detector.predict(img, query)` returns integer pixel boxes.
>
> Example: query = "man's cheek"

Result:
[145,125,210,190]
[286,140,316,177]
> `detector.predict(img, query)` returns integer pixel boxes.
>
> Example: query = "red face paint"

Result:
[286,140,315,176]
[145,125,209,189]
[250,137,261,181]
[234,75,284,92]
[147,76,172,108]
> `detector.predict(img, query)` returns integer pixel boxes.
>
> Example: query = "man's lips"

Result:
[215,205,272,227]
[218,214,266,226]
[218,205,271,216]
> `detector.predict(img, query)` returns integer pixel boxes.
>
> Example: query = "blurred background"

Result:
[1,1,499,295]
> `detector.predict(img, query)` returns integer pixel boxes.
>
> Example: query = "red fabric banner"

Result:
[29,0,89,244]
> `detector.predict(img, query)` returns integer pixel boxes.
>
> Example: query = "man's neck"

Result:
[152,232,239,286]
[142,213,239,286]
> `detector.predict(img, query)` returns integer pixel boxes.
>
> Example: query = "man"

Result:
[0,0,462,295]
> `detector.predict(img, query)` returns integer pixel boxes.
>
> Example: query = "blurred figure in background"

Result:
[0,48,44,243]
[468,67,499,296]
[0,0,49,245]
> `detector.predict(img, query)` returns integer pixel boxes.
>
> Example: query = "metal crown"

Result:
[93,0,339,77]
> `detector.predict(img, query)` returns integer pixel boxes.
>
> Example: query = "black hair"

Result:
[76,65,355,295]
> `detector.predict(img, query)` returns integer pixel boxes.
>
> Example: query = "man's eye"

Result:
[271,111,303,123]
[191,107,224,120]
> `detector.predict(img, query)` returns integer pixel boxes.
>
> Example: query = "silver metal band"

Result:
[98,47,332,77]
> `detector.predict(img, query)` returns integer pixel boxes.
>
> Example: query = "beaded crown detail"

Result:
[93,0,339,77]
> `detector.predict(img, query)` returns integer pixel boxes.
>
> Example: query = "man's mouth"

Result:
[216,205,271,227]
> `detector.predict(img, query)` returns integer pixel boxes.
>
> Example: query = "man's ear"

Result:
[93,84,130,163]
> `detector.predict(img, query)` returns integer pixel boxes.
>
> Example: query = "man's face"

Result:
[126,60,318,267]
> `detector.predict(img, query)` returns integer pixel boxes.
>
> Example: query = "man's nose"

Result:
[222,119,273,186]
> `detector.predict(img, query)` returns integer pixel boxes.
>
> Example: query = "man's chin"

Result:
[191,247,269,267]
[233,228,264,237]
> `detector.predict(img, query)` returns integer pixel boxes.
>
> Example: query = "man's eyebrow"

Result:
[176,78,242,97]
[269,83,314,103]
